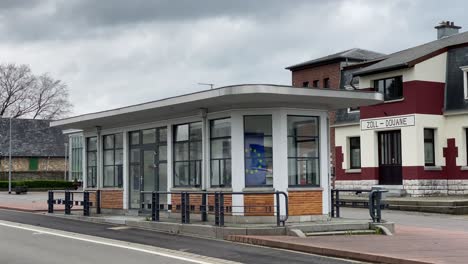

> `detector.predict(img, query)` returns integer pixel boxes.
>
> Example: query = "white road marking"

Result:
[0,220,241,264]
[107,226,132,230]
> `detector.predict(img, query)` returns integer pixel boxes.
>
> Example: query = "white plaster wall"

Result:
[358,52,447,88]
[413,114,446,167]
[413,52,447,83]
[336,114,446,168]
[444,114,468,166]
[230,111,245,215]
[334,124,361,170]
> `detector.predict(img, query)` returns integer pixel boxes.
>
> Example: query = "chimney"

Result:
[435,21,461,39]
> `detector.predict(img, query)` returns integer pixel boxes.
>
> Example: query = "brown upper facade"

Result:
[286,48,385,89]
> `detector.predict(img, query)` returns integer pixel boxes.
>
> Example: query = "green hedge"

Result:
[0,180,75,189]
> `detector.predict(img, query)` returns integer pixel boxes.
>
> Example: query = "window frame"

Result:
[70,135,83,181]
[287,115,320,187]
[312,80,319,88]
[209,118,232,188]
[173,122,202,187]
[102,133,124,188]
[323,78,330,88]
[86,137,98,188]
[461,66,468,100]
[466,128,468,166]
[244,115,274,187]
[424,128,436,167]
[373,76,403,101]
[349,137,361,169]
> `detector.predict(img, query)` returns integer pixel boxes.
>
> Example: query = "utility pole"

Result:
[8,117,12,194]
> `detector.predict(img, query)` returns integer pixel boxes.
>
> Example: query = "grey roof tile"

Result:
[354,31,468,76]
[0,118,66,157]
[286,48,385,70]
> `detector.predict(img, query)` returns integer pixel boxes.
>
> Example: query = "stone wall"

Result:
[404,179,468,197]
[0,157,66,181]
[0,157,66,172]
[334,180,378,190]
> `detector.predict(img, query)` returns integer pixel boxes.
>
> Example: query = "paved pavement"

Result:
[341,207,468,232]
[0,191,77,211]
[0,209,360,264]
[229,208,468,264]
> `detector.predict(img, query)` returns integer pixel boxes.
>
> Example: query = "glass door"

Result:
[129,127,167,210]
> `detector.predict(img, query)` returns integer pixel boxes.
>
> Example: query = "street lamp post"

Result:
[8,117,12,194]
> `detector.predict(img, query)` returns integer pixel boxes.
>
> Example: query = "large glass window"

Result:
[210,118,231,187]
[173,122,202,187]
[103,134,123,187]
[70,135,83,181]
[424,129,435,166]
[86,137,97,188]
[244,116,273,186]
[349,137,361,169]
[374,76,403,101]
[287,116,320,186]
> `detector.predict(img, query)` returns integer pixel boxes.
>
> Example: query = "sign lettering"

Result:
[361,115,415,130]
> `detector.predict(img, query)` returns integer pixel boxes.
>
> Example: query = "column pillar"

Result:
[230,112,245,215]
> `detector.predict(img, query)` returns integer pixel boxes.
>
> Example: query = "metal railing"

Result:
[47,190,101,216]
[331,188,388,222]
[140,190,289,227]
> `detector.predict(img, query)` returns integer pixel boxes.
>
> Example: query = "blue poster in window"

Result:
[245,133,267,186]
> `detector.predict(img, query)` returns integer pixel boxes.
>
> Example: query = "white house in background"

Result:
[53,84,382,222]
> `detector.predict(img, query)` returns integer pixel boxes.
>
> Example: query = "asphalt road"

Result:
[0,209,361,264]
[0,222,197,264]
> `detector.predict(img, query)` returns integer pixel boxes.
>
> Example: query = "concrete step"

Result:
[305,229,377,236]
[289,221,370,233]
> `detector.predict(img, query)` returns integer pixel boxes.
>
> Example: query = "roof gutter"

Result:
[352,63,409,77]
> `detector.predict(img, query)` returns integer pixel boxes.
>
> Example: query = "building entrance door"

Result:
[378,130,402,185]
[129,128,167,210]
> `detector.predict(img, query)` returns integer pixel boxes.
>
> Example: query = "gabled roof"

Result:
[0,118,66,157]
[286,48,385,70]
[354,31,468,76]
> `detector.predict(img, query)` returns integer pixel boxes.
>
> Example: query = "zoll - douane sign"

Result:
[361,115,415,130]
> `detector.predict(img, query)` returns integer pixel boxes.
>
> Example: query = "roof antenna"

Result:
[198,83,214,89]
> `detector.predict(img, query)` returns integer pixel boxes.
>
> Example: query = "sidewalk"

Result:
[0,191,78,212]
[227,225,468,264]
[340,195,468,214]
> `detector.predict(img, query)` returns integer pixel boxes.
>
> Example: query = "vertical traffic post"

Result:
[64,191,71,215]
[219,192,224,227]
[185,192,190,224]
[214,192,220,226]
[181,192,186,224]
[275,192,280,227]
[83,191,90,216]
[201,193,208,222]
[96,190,101,214]
[335,190,340,218]
[47,191,54,213]
[331,190,335,218]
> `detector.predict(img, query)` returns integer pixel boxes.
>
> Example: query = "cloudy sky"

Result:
[0,0,466,116]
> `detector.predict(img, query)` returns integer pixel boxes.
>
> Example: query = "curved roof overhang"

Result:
[51,84,383,130]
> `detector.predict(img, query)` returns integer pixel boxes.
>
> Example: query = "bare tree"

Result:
[0,63,72,119]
